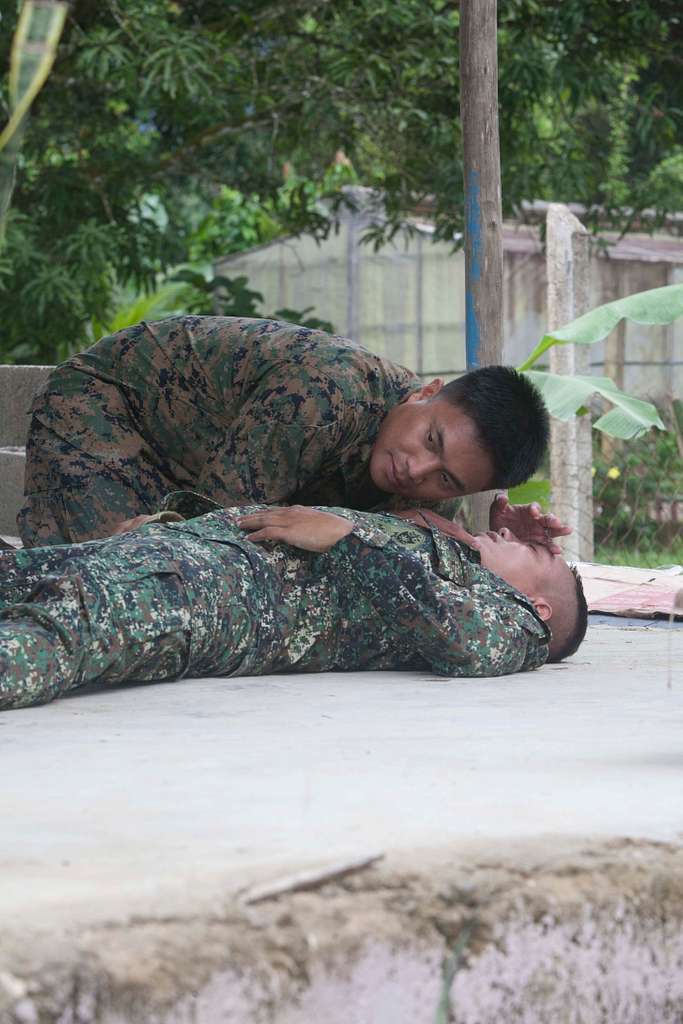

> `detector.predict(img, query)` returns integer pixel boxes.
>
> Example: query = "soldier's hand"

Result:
[238,506,354,552]
[110,514,157,536]
[109,511,185,536]
[393,508,476,545]
[489,494,571,555]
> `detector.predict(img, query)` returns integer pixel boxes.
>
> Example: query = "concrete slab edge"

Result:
[2,838,683,1024]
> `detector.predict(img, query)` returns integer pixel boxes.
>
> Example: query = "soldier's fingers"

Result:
[244,526,288,543]
[540,514,572,536]
[238,511,288,528]
[110,514,154,535]
[238,510,277,521]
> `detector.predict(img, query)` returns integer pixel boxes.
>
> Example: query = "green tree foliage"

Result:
[1,0,681,362]
[0,0,67,245]
[497,1,682,229]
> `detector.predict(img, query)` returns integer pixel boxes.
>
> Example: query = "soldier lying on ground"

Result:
[0,495,587,711]
[18,316,569,551]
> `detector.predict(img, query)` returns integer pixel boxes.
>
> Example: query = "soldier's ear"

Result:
[529,595,552,622]
[405,378,444,403]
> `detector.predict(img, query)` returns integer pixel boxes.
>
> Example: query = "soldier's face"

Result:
[369,383,496,501]
[473,529,571,605]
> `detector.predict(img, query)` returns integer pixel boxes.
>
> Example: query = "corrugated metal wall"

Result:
[216,207,683,401]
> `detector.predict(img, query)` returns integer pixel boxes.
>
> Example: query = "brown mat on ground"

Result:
[576,562,683,618]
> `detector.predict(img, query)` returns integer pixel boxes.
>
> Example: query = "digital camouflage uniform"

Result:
[0,494,550,711]
[19,316,459,547]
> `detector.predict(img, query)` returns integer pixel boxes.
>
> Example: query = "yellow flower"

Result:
[607,466,621,480]
[591,466,597,477]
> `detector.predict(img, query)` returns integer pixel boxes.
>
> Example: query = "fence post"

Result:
[459,0,503,532]
[546,203,594,561]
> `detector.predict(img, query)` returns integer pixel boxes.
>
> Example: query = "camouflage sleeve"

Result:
[160,490,224,518]
[328,527,547,677]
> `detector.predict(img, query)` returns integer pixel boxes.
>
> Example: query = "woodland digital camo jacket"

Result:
[19,316,460,547]
[0,497,550,710]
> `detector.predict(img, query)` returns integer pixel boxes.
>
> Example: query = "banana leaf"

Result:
[524,369,666,440]
[508,477,551,509]
[0,1,68,244]
[518,283,683,372]
[90,283,186,340]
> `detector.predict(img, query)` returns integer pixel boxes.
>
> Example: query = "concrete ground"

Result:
[2,622,683,1022]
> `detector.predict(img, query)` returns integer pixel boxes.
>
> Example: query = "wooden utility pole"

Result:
[459,0,504,532]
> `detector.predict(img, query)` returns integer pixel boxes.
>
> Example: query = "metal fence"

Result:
[216,196,683,402]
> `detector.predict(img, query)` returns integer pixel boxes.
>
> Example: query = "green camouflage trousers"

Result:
[0,525,260,710]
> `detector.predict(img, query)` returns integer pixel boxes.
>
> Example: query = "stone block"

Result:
[0,445,25,536]
[0,364,53,446]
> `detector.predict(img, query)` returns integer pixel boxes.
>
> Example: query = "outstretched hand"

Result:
[238,506,354,552]
[489,494,572,554]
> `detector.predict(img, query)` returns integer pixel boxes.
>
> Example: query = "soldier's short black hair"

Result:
[549,566,588,663]
[440,366,549,488]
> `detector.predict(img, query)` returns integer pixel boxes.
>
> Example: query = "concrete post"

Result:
[546,204,594,561]
[0,364,52,539]
[600,260,626,465]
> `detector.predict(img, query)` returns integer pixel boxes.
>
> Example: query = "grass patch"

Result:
[594,542,683,569]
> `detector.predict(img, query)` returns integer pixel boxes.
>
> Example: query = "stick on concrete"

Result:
[239,852,385,905]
